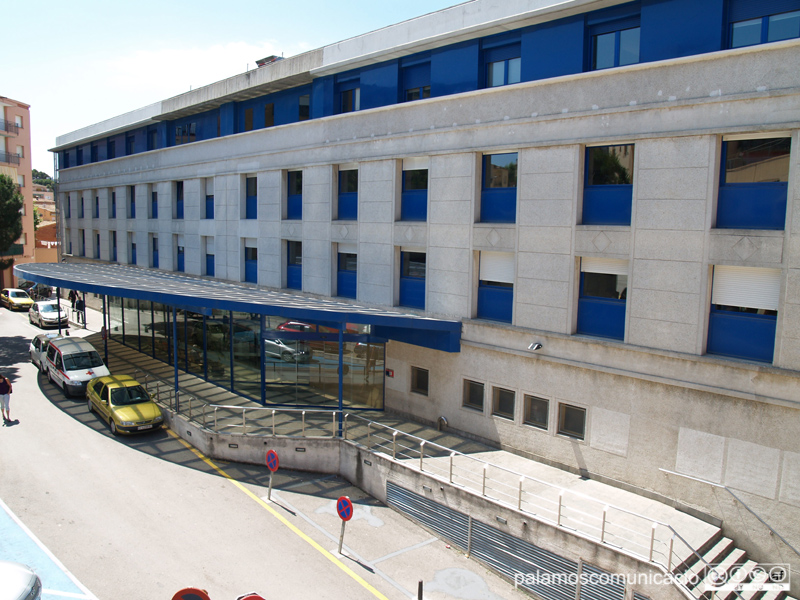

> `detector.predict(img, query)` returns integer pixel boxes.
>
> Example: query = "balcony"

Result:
[0,120,19,135]
[0,151,20,165]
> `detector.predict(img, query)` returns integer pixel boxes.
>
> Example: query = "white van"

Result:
[44,338,110,397]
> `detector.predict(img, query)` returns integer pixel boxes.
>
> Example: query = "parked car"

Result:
[44,337,110,397]
[0,560,42,600]
[18,281,52,301]
[86,374,163,435]
[1,288,34,311]
[28,301,69,328]
[29,333,64,373]
[263,338,311,362]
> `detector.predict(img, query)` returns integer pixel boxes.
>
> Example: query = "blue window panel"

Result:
[582,185,633,225]
[287,194,302,220]
[477,283,513,323]
[707,309,776,363]
[717,183,788,230]
[130,244,136,265]
[94,197,99,218]
[151,194,158,219]
[111,195,116,219]
[728,0,800,47]
[153,250,159,269]
[206,254,215,277]
[245,196,257,219]
[338,192,358,220]
[205,196,214,219]
[112,246,117,262]
[431,40,480,97]
[401,189,428,221]
[287,264,302,290]
[130,201,136,219]
[177,251,185,272]
[402,61,431,100]
[360,62,399,110]
[337,270,357,299]
[480,188,517,223]
[640,0,724,61]
[176,199,184,219]
[399,277,425,309]
[245,259,257,283]
[577,297,626,340]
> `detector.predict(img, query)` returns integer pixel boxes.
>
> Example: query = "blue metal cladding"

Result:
[287,264,302,290]
[245,196,257,219]
[728,0,800,22]
[399,277,425,309]
[206,254,215,277]
[707,309,776,362]
[641,0,725,60]
[311,76,335,118]
[177,251,185,272]
[583,185,633,225]
[176,199,184,220]
[338,192,358,220]
[205,196,214,219]
[361,62,400,110]
[287,194,302,220]
[401,189,428,221]
[717,183,788,229]
[219,102,236,137]
[480,188,517,223]
[431,40,480,97]
[477,283,513,323]
[131,245,137,265]
[153,250,159,269]
[337,270,357,299]
[245,259,257,283]
[523,17,585,81]
[577,297,626,339]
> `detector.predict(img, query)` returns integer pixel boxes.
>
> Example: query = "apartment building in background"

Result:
[49,0,800,587]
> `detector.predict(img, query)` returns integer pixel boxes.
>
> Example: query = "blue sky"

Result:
[6,0,465,174]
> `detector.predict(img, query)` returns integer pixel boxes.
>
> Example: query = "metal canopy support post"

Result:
[338,329,344,437]
[172,306,179,402]
[102,295,108,365]
[260,315,266,406]
[56,286,62,335]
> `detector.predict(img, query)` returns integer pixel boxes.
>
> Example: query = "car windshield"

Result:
[40,304,59,313]
[63,351,104,370]
[110,385,151,406]
[10,291,30,299]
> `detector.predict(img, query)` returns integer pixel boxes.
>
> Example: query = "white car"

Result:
[28,300,69,328]
[0,560,42,599]
[29,332,64,373]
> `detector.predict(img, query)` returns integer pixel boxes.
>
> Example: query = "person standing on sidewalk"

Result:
[0,374,12,423]
[75,297,85,325]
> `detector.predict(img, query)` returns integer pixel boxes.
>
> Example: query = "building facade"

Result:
[51,0,800,575]
[0,96,35,288]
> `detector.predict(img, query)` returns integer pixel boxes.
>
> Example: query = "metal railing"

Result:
[1,119,19,135]
[0,151,20,165]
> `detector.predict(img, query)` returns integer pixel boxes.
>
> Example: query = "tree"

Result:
[0,174,24,271]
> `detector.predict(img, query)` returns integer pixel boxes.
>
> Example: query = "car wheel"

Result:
[87,397,93,413]
[109,420,118,436]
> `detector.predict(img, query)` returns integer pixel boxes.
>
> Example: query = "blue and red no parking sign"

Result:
[265,449,279,472]
[336,496,354,521]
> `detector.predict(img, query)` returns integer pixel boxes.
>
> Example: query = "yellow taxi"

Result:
[86,375,164,435]
[1,288,34,311]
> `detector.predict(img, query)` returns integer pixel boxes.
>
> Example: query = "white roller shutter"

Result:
[403,157,429,170]
[339,162,358,171]
[206,238,215,254]
[581,257,629,275]
[712,266,781,311]
[338,243,357,254]
[480,251,515,284]
[205,178,214,196]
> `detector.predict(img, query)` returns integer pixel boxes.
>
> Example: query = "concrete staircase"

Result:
[673,532,796,600]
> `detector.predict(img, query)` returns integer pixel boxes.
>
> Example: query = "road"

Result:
[0,306,521,600]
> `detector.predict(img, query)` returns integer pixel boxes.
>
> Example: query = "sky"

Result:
[5,0,466,176]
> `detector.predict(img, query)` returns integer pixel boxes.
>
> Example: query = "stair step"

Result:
[675,530,725,574]
[694,547,747,596]
[717,560,759,600]
[679,537,736,586]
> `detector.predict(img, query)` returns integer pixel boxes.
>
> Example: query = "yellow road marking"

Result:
[165,428,389,600]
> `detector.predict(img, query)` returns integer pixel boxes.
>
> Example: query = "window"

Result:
[485,44,521,87]
[399,251,426,309]
[205,179,214,219]
[107,139,116,159]
[298,95,310,121]
[244,245,258,283]
[62,152,70,169]
[591,13,640,71]
[717,137,790,230]
[151,236,159,268]
[110,192,116,219]
[176,240,185,272]
[730,9,800,48]
[126,135,135,155]
[94,196,99,219]
[708,266,779,363]
[402,62,431,101]
[77,147,83,165]
[92,144,99,163]
[79,230,85,256]
[204,238,215,277]
[401,160,428,222]
[150,191,158,219]
[14,115,22,127]
[411,367,429,396]
[477,251,514,323]
[577,257,628,341]
[244,108,254,132]
[492,387,515,419]
[265,103,275,127]
[244,177,257,220]
[338,77,361,114]
[130,239,137,265]
[18,174,25,188]
[558,403,586,439]
[175,123,196,145]
[463,380,484,412]
[148,129,158,151]
[65,196,71,219]
[287,241,302,290]
[481,153,517,223]
[583,144,634,225]
[338,169,358,220]
[111,231,117,262]
[337,247,357,299]
[524,395,549,430]
[175,181,184,219]
[79,197,85,219]
[287,171,302,220]
[15,145,23,158]
[128,185,136,219]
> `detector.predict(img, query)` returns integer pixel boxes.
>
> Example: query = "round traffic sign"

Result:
[266,449,279,472]
[172,588,211,600]
[337,495,354,521]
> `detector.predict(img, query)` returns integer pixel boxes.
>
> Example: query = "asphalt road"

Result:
[0,306,521,600]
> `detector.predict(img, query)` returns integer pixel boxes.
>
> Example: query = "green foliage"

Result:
[0,174,24,270]
[32,168,54,190]
[33,205,41,231]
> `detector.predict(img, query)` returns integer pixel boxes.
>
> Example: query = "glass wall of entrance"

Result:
[106,296,384,409]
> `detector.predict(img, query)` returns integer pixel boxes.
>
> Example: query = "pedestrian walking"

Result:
[68,290,77,310]
[75,297,85,325]
[0,374,12,423]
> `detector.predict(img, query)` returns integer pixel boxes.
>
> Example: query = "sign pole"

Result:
[336,495,353,555]
[268,471,274,501]
[265,450,279,501]
[338,519,346,554]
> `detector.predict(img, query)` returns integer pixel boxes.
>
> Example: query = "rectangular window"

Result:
[205,178,214,219]
[126,136,135,155]
[399,251,426,309]
[558,403,586,439]
[95,231,100,258]
[337,249,357,299]
[174,123,196,145]
[401,166,428,221]
[176,244,185,272]
[206,253,215,277]
[477,251,514,323]
[583,144,634,226]
[245,176,257,219]
[244,246,257,283]
[411,367,429,396]
[717,137,790,230]
[340,86,360,113]
[128,186,136,219]
[77,148,84,165]
[481,153,517,223]
[16,145,23,158]
[492,387,515,419]
[151,191,158,219]
[175,181,184,220]
[463,380,484,412]
[338,169,358,220]
[91,144,98,162]
[65,196,71,219]
[287,171,303,220]
[148,129,158,151]
[524,395,549,430]
[577,257,628,341]
[708,266,779,363]
[484,42,521,88]
[403,62,431,101]
[265,103,275,127]
[205,237,215,277]
[151,236,159,268]
[94,196,99,219]
[287,241,302,290]
[731,10,800,48]
[107,139,116,159]
[130,240,137,265]
[593,27,640,70]
[80,197,85,218]
[110,192,116,219]
[111,231,117,262]
[298,95,310,121]
[244,108,254,132]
